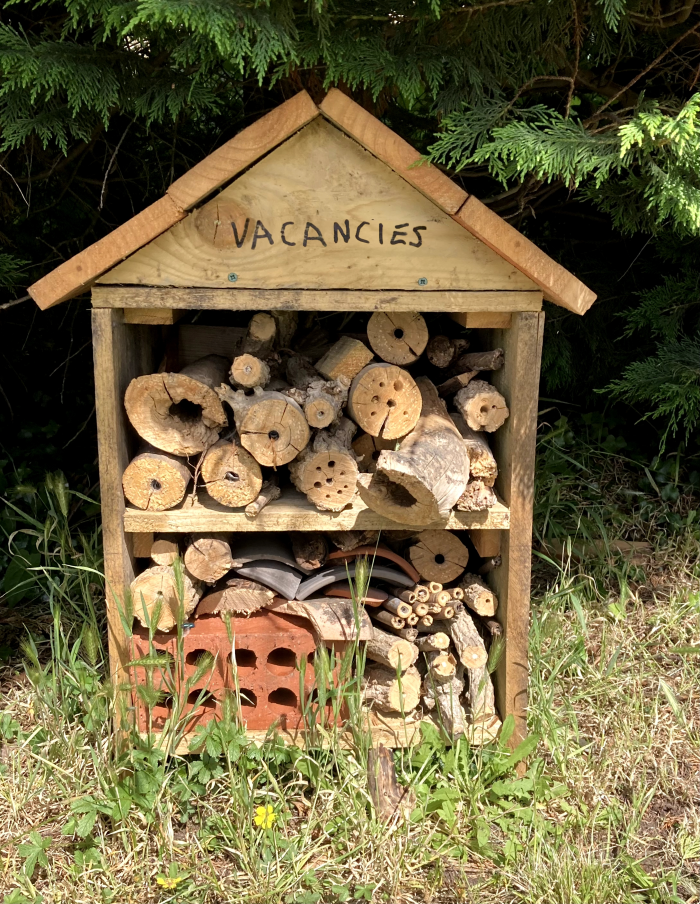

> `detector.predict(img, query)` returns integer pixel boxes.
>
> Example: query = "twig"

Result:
[0,295,30,311]
[99,121,132,211]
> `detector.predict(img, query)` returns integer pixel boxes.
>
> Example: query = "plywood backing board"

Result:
[123,489,510,533]
[98,119,537,293]
[486,311,545,747]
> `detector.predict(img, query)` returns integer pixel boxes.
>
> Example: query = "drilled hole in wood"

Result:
[387,399,396,408]
[371,395,380,403]
[232,649,256,669]
[268,688,297,711]
[314,481,322,488]
[239,689,257,708]
[169,399,202,422]
[394,380,403,391]
[328,460,336,467]
[225,470,240,482]
[393,328,404,339]
[150,479,162,491]
[434,554,445,565]
[268,430,280,441]
[379,382,385,388]
[267,648,297,676]
[326,478,333,484]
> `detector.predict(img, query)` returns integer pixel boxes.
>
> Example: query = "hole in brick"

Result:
[186,690,217,710]
[185,648,212,667]
[268,688,297,711]
[170,399,202,422]
[239,689,257,708]
[267,648,297,676]
[232,648,256,669]
[434,554,445,565]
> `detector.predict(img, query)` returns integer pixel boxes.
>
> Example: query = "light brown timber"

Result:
[454,380,509,433]
[449,607,488,668]
[362,665,421,714]
[150,536,180,566]
[459,573,499,617]
[450,312,513,329]
[183,534,233,584]
[245,476,281,518]
[201,434,263,508]
[366,312,429,365]
[348,363,421,440]
[132,532,154,558]
[315,337,374,382]
[288,417,359,511]
[365,627,418,670]
[123,308,185,325]
[122,448,191,511]
[131,565,201,632]
[408,530,469,584]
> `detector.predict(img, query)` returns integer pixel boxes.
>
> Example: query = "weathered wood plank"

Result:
[487,311,545,747]
[320,89,467,214]
[167,91,320,209]
[122,308,185,325]
[98,120,536,293]
[450,311,518,329]
[29,197,185,310]
[92,286,542,313]
[454,197,596,314]
[123,487,510,533]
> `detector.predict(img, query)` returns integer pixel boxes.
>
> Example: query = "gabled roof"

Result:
[28,89,596,315]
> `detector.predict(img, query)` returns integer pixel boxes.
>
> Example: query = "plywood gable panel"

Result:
[99,119,536,292]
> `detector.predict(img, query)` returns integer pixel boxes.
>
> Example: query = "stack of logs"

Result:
[130,526,502,738]
[121,310,506,521]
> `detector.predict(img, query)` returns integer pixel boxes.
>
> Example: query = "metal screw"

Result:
[417,277,428,286]
[228,273,238,282]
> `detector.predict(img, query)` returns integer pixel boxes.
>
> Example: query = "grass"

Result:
[0,426,699,902]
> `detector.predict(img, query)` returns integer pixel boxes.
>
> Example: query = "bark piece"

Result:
[327,529,379,552]
[362,665,421,714]
[423,671,466,737]
[426,336,469,369]
[366,312,429,366]
[452,349,504,373]
[122,448,191,511]
[184,534,233,584]
[131,565,201,632]
[242,312,276,358]
[367,746,415,822]
[454,381,509,433]
[408,530,469,584]
[347,363,421,440]
[449,608,488,668]
[451,412,498,486]
[315,337,374,381]
[218,384,310,467]
[365,626,419,670]
[292,533,327,572]
[353,433,398,473]
[416,633,450,653]
[357,378,469,525]
[466,665,497,723]
[124,356,229,456]
[230,354,270,389]
[296,597,373,641]
[245,476,281,518]
[201,433,263,508]
[437,371,479,397]
[460,574,498,617]
[456,480,497,511]
[197,577,274,617]
[288,417,359,511]
[150,535,179,566]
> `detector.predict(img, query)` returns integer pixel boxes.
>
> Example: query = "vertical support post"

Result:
[486,310,545,745]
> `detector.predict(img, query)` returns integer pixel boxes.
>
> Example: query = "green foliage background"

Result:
[1,0,700,496]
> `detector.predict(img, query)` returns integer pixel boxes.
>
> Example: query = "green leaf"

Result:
[17,830,50,877]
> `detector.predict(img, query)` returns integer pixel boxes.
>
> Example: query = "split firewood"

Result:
[201,433,263,508]
[460,574,498,617]
[230,354,271,389]
[373,610,406,631]
[353,433,398,473]
[285,355,351,428]
[455,480,497,511]
[197,577,274,617]
[242,312,277,358]
[423,670,466,736]
[288,417,359,512]
[347,363,422,440]
[451,412,498,486]
[367,745,415,823]
[451,349,504,373]
[426,336,469,369]
[454,380,509,433]
[357,378,469,525]
[122,447,191,511]
[150,535,179,566]
[466,664,497,723]
[383,598,413,620]
[131,565,201,632]
[365,626,419,670]
[124,355,229,456]
[218,384,310,467]
[416,633,450,653]
[327,529,380,552]
[183,534,233,584]
[245,475,281,518]
[436,371,479,397]
[292,533,327,572]
[426,650,458,681]
[362,665,421,714]
[315,336,374,381]
[449,608,488,668]
[408,530,469,584]
[366,312,429,366]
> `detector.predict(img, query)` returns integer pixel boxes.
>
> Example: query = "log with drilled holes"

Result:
[201,433,263,508]
[244,475,281,519]
[366,312,429,365]
[197,577,274,616]
[315,336,374,381]
[122,447,191,511]
[230,354,270,389]
[362,664,421,714]
[460,574,499,617]
[365,626,419,670]
[218,384,310,467]
[288,417,359,511]
[124,356,229,456]
[449,607,488,668]
[356,377,469,525]
[183,534,233,584]
[454,380,509,433]
[347,363,422,440]
[466,664,497,723]
[408,529,469,584]
[352,433,398,473]
[130,565,201,632]
[451,412,498,486]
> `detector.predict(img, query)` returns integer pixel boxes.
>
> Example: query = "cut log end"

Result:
[348,364,421,440]
[230,354,270,389]
[201,435,263,508]
[122,450,190,511]
[454,380,509,433]
[367,312,429,366]
[409,530,469,584]
[131,565,200,632]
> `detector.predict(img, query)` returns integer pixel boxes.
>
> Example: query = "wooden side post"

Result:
[486,311,545,746]
[92,307,154,689]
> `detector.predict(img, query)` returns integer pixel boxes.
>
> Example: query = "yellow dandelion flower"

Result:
[156,875,184,889]
[254,804,276,829]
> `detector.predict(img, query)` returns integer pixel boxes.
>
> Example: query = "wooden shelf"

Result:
[124,488,510,533]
